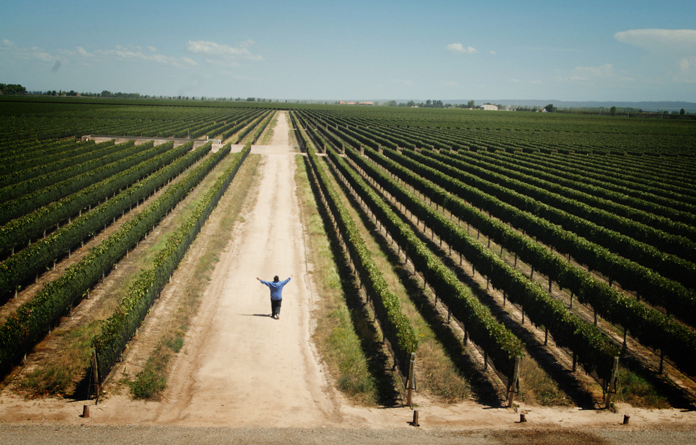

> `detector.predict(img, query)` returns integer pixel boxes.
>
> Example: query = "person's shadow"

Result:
[239,313,273,318]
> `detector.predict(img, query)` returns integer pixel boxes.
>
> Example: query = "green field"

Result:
[1,97,695,409]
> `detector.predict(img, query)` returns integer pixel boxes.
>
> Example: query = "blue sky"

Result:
[1,0,695,101]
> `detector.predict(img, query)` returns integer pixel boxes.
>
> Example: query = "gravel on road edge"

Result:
[2,425,696,445]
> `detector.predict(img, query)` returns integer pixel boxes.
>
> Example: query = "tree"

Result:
[610,106,617,116]
[467,100,475,109]
[544,103,555,112]
[0,83,27,95]
[681,108,686,115]
[385,100,397,107]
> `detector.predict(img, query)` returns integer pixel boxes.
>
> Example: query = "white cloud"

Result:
[147,46,157,52]
[678,56,696,71]
[74,45,197,68]
[614,29,696,54]
[489,51,497,55]
[443,81,458,87]
[76,46,93,57]
[531,80,542,84]
[509,78,520,83]
[186,40,262,61]
[567,63,613,81]
[0,39,62,63]
[677,56,696,83]
[615,29,696,84]
[447,43,478,54]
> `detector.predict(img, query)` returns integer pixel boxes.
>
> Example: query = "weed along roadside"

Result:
[126,153,261,399]
[91,144,251,394]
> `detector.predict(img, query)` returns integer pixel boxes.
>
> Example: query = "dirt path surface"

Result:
[151,112,341,427]
[137,111,336,426]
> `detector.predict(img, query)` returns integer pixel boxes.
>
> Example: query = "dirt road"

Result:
[154,111,340,426]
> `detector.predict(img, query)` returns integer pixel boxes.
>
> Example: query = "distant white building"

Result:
[482,104,498,111]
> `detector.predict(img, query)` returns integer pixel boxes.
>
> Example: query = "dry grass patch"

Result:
[258,113,278,145]
[18,320,100,397]
[613,365,670,408]
[128,154,262,398]
[322,157,471,403]
[296,156,380,405]
[516,354,572,406]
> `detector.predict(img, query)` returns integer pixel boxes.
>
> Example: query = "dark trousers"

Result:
[271,299,282,316]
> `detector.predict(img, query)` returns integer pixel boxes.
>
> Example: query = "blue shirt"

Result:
[260,278,291,300]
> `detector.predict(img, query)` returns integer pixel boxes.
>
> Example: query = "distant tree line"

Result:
[0,84,27,95]
[17,89,287,102]
[383,99,483,109]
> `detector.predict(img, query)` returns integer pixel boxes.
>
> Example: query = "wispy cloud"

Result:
[615,29,696,84]
[614,29,696,55]
[447,43,478,54]
[74,45,197,67]
[443,81,458,87]
[509,78,520,83]
[677,56,696,83]
[559,63,613,81]
[0,39,62,63]
[530,80,542,84]
[186,40,263,62]
[489,51,496,55]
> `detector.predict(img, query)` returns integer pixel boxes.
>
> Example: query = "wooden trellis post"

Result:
[507,356,521,408]
[91,349,100,404]
[604,357,619,409]
[406,352,416,409]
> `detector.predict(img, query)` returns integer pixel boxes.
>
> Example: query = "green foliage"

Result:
[129,366,166,399]
[0,140,138,203]
[0,142,218,377]
[0,141,196,258]
[0,84,26,95]
[388,148,696,322]
[340,144,617,379]
[297,107,696,378]
[0,140,171,224]
[306,137,525,378]
[305,146,418,371]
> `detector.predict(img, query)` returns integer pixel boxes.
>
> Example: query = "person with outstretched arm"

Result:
[256,274,293,319]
